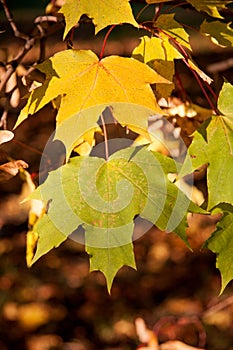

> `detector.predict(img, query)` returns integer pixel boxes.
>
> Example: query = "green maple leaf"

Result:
[85,224,136,292]
[218,81,233,116]
[30,146,201,290]
[59,0,138,37]
[180,114,233,210]
[17,50,166,128]
[186,0,232,18]
[178,119,209,179]
[180,82,233,210]
[207,210,233,293]
[200,20,233,47]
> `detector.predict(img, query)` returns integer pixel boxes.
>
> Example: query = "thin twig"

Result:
[34,15,59,25]
[164,1,187,14]
[0,0,29,40]
[183,59,219,114]
[12,139,44,156]
[153,3,163,22]
[136,4,150,21]
[0,36,36,93]
[0,108,8,129]
[99,25,116,60]
[203,295,233,317]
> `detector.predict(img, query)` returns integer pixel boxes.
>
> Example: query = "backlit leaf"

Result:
[132,36,183,64]
[30,146,200,289]
[186,0,232,18]
[86,224,136,292]
[207,211,233,293]
[200,20,233,47]
[54,103,159,160]
[178,122,209,179]
[30,214,67,266]
[59,0,138,37]
[180,114,233,210]
[132,36,183,99]
[154,14,191,49]
[218,81,233,116]
[207,115,233,209]
[17,50,165,128]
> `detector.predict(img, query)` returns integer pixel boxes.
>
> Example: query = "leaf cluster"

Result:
[1,0,233,292]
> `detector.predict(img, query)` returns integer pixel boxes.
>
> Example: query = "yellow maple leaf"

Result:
[148,0,231,18]
[17,50,168,127]
[59,0,138,37]
[132,36,183,99]
[132,36,183,64]
[186,0,232,18]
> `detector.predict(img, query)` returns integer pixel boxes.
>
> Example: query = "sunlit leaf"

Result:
[207,210,233,293]
[180,113,233,210]
[154,14,191,49]
[54,103,158,160]
[59,0,138,37]
[132,36,183,98]
[186,0,232,18]
[86,225,136,292]
[30,146,201,289]
[218,81,233,116]
[132,36,183,64]
[200,20,233,47]
[17,50,166,129]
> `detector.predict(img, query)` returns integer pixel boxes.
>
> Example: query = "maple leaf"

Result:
[180,83,233,210]
[29,146,202,290]
[207,210,233,293]
[186,0,232,18]
[153,13,191,50]
[54,103,157,160]
[218,81,233,116]
[59,0,138,37]
[85,224,136,292]
[132,36,183,99]
[181,114,233,210]
[17,50,166,129]
[200,20,233,47]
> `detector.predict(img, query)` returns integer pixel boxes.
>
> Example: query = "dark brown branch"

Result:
[0,36,36,93]
[0,4,61,93]
[0,107,8,129]
[0,0,29,40]
[34,15,60,25]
